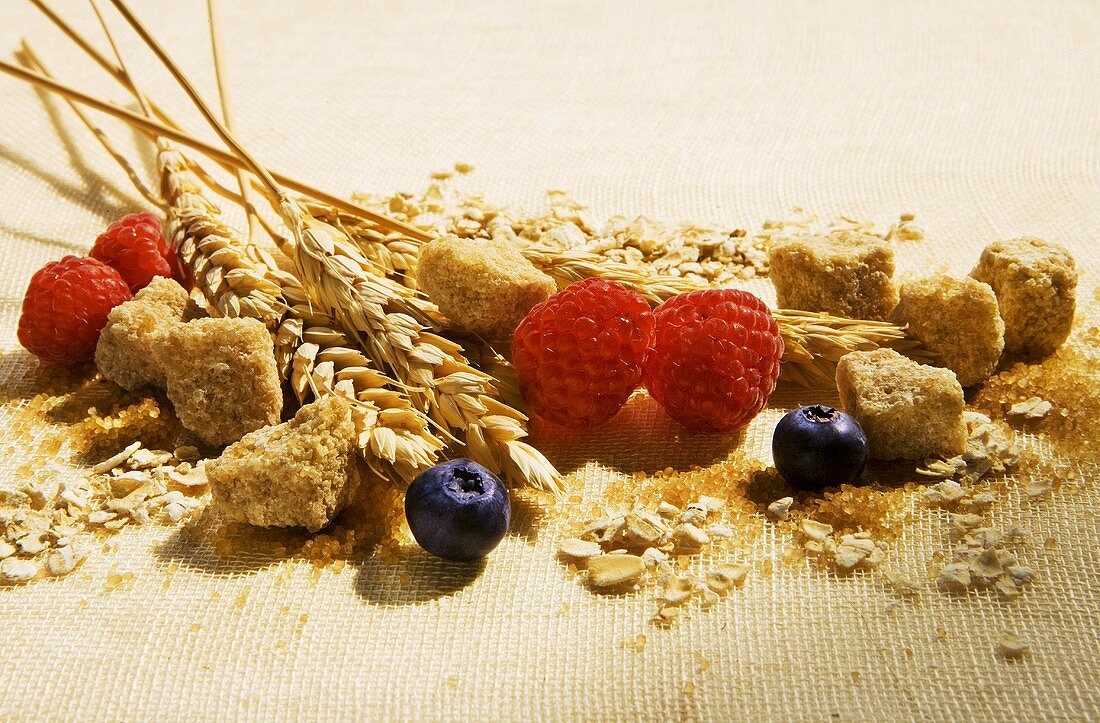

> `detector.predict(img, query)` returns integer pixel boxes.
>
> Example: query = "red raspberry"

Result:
[90,212,181,292]
[644,289,783,433]
[17,256,133,365]
[513,278,655,428]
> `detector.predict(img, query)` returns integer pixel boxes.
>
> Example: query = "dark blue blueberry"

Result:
[404,459,510,561]
[771,405,868,490]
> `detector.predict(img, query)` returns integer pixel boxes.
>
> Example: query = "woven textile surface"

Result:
[1,1,1098,720]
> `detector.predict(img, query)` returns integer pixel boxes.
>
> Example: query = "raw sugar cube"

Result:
[970,237,1077,359]
[836,348,966,460]
[164,317,282,446]
[95,277,189,390]
[417,235,556,339]
[768,230,899,320]
[891,275,1004,387]
[206,395,362,532]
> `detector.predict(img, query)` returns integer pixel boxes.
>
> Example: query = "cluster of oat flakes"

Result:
[0,440,207,584]
[559,497,751,622]
[353,172,922,288]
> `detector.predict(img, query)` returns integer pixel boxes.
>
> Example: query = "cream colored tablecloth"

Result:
[1,1,1098,720]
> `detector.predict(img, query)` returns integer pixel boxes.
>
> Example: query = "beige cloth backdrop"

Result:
[1,1,1098,720]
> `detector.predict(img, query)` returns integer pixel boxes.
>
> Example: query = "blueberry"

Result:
[771,405,868,490]
[404,459,510,561]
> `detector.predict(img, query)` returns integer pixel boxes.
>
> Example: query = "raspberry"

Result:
[512,278,655,428]
[90,212,182,292]
[644,289,783,433]
[17,256,133,365]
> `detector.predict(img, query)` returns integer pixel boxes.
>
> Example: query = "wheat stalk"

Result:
[85,0,561,493]
[292,218,561,493]
[772,309,936,387]
[156,146,285,326]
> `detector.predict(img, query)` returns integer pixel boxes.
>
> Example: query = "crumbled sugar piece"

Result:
[768,230,899,320]
[641,547,669,568]
[127,448,172,470]
[417,235,556,339]
[938,563,972,590]
[883,569,922,596]
[46,545,85,576]
[1,557,39,583]
[834,535,877,571]
[766,497,793,521]
[92,441,142,474]
[164,317,282,447]
[1009,397,1053,420]
[586,554,646,588]
[884,214,926,243]
[937,525,1034,598]
[95,277,191,391]
[950,513,984,534]
[997,632,1030,659]
[109,471,149,498]
[623,512,668,545]
[971,237,1077,359]
[86,510,117,525]
[559,538,603,559]
[837,349,966,460]
[0,541,16,559]
[1007,566,1035,583]
[891,275,1004,386]
[801,519,833,541]
[206,396,362,532]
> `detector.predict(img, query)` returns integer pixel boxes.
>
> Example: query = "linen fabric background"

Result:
[1,1,1098,720]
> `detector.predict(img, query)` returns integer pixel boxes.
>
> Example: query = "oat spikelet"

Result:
[291,217,561,494]
[157,145,284,326]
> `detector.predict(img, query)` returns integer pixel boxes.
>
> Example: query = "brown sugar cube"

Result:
[207,395,362,532]
[970,237,1077,359]
[417,235,556,339]
[768,230,899,320]
[95,277,189,390]
[891,275,1005,387]
[836,348,966,460]
[163,317,282,446]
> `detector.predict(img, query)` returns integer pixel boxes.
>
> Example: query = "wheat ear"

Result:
[292,219,562,493]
